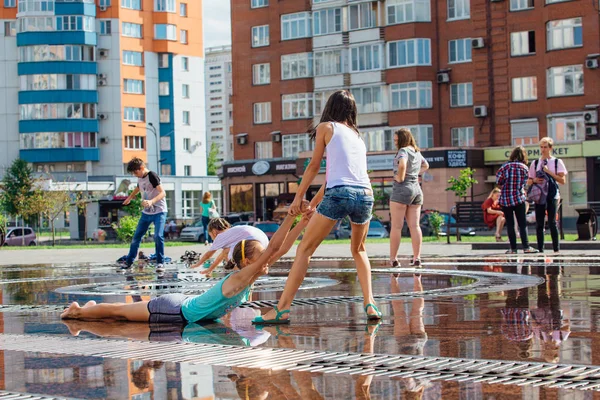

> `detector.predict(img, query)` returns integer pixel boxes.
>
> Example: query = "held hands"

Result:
[289,199,310,216]
[141,200,153,208]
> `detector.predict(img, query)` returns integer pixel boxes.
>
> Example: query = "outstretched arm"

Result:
[190,249,217,269]
[267,211,313,266]
[200,249,229,274]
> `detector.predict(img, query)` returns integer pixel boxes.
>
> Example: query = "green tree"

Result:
[0,159,38,244]
[37,189,71,246]
[123,189,142,218]
[207,142,220,176]
[446,167,478,201]
[112,215,139,243]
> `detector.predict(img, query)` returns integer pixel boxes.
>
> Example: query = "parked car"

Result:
[401,211,477,237]
[224,212,254,225]
[232,221,254,227]
[3,227,37,246]
[179,219,206,242]
[367,219,389,238]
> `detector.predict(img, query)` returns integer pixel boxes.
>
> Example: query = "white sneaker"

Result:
[156,263,165,272]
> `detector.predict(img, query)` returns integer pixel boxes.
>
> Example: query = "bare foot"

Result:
[83,300,97,308]
[62,319,84,336]
[60,302,82,319]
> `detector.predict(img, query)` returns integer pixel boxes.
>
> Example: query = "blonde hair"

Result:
[207,218,230,233]
[539,137,554,148]
[395,128,420,152]
[225,239,263,270]
[202,192,212,203]
[488,188,501,199]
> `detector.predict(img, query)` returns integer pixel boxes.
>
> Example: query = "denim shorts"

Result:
[147,293,188,324]
[317,185,374,225]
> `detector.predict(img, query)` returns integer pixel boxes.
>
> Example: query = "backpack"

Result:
[526,159,558,205]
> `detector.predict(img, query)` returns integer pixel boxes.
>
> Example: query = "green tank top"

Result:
[181,273,251,323]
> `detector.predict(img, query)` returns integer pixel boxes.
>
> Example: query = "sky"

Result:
[203,1,232,49]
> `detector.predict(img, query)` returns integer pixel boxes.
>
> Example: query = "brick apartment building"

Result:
[224,0,600,225]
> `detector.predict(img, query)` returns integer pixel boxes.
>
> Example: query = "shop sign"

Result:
[273,161,297,172]
[423,150,446,169]
[485,143,584,164]
[447,150,468,168]
[367,154,395,171]
[252,160,270,175]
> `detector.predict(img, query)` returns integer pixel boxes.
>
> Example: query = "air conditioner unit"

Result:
[98,113,108,120]
[97,73,107,79]
[437,72,450,84]
[236,133,248,145]
[585,58,599,69]
[584,110,598,124]
[586,126,598,136]
[99,6,107,11]
[100,137,109,144]
[98,79,107,86]
[474,105,488,118]
[98,49,109,58]
[472,38,485,49]
[490,0,503,2]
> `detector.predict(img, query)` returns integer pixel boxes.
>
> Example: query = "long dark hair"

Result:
[509,146,528,165]
[395,128,420,152]
[309,90,359,139]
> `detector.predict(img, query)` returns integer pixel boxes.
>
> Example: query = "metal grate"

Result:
[1,333,599,391]
[0,390,82,400]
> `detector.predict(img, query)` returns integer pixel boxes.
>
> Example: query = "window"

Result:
[124,107,145,122]
[314,49,343,76]
[510,0,534,11]
[182,111,190,125]
[4,0,16,7]
[570,171,587,205]
[282,134,312,158]
[19,103,97,120]
[282,93,313,120]
[158,53,169,68]
[252,25,269,47]
[511,119,539,145]
[447,0,469,20]
[182,191,201,217]
[397,125,434,148]
[122,22,142,38]
[313,8,341,35]
[181,56,189,71]
[510,31,535,56]
[4,21,16,36]
[124,79,144,94]
[56,16,94,32]
[18,0,54,12]
[253,63,270,85]
[159,82,170,95]
[100,20,112,35]
[159,109,170,123]
[121,0,141,10]
[155,24,177,40]
[547,18,582,50]
[387,0,430,25]
[19,45,96,62]
[180,2,187,16]
[451,127,474,147]
[20,74,98,91]
[21,132,98,149]
[123,50,143,66]
[350,44,382,72]
[512,77,537,101]
[253,102,271,124]
[547,65,583,97]
[281,12,311,41]
[349,2,377,30]
[390,82,432,110]
[182,84,189,98]
[180,30,188,44]
[125,136,145,149]
[154,0,175,12]
[314,90,336,115]
[387,39,431,68]
[351,86,383,113]
[99,0,111,7]
[251,0,268,7]
[449,38,472,63]
[183,138,191,151]
[255,141,273,158]
[281,53,313,80]
[183,165,192,176]
[450,82,473,107]
[549,115,585,142]
[18,17,55,32]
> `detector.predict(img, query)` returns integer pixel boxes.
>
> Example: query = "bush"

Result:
[428,212,444,238]
[112,216,139,243]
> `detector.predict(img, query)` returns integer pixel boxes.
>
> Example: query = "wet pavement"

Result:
[0,255,599,399]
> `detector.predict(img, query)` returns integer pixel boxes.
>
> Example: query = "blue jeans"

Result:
[202,216,212,243]
[317,186,374,224]
[126,212,167,264]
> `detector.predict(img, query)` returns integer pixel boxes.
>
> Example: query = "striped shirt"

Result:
[496,161,529,207]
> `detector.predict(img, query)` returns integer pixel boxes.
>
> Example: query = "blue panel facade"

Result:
[17,32,97,46]
[54,2,96,16]
[19,90,98,105]
[20,120,99,133]
[20,148,100,163]
[18,62,97,76]
[158,53,175,174]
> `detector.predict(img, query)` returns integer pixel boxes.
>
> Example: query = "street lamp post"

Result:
[128,123,159,173]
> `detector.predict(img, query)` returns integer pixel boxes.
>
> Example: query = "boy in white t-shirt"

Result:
[527,137,567,254]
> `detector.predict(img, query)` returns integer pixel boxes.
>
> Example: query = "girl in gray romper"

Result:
[390,128,429,268]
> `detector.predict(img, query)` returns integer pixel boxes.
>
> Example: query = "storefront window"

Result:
[182,190,201,219]
[230,184,253,212]
[371,178,393,210]
[570,171,587,205]
[165,190,175,218]
[288,182,298,193]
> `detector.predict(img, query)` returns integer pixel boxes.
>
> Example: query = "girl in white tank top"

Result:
[325,122,372,189]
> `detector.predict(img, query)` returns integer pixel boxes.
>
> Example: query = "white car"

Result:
[179,219,206,242]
